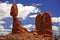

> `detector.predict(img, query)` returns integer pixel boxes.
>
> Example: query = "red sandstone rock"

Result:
[10,3,28,34]
[10,3,18,17]
[35,14,43,35]
[30,30,37,35]
[42,12,53,36]
[35,12,54,39]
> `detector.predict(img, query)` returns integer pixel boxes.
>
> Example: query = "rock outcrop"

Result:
[42,12,53,37]
[35,12,54,39]
[35,14,43,35]
[10,3,28,34]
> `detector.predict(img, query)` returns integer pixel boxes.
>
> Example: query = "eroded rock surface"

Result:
[35,12,54,40]
[10,3,28,34]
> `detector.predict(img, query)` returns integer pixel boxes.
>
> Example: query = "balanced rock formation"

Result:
[35,12,54,39]
[10,3,28,34]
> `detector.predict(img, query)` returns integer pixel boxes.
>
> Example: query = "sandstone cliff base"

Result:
[0,33,53,40]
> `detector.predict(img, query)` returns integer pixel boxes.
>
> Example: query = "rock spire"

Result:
[10,3,28,34]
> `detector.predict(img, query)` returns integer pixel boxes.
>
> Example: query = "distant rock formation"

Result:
[35,12,54,39]
[10,3,28,34]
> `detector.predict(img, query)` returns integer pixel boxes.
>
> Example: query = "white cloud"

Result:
[0,2,40,20]
[0,21,5,24]
[52,17,60,22]
[23,24,32,28]
[23,24,32,31]
[0,20,11,35]
[0,24,11,35]
[35,3,42,6]
[29,14,37,18]
[0,25,4,30]
[0,2,12,19]
[0,29,11,36]
[23,24,35,31]
[32,3,42,6]
[0,21,5,31]
[9,24,12,28]
[17,5,40,19]
[52,26,59,31]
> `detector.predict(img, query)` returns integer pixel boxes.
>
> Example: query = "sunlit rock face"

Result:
[35,13,43,35]
[35,12,54,39]
[42,12,53,37]
[10,3,28,34]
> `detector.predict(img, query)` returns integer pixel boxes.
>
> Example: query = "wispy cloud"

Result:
[23,24,35,31]
[52,26,59,31]
[29,14,37,18]
[32,3,42,6]
[35,3,42,6]
[0,23,11,35]
[0,21,5,24]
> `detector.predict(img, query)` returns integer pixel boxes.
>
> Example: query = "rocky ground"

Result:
[0,33,52,40]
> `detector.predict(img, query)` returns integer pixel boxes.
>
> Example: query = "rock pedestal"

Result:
[10,3,28,34]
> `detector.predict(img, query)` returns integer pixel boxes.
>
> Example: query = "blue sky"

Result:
[0,0,60,35]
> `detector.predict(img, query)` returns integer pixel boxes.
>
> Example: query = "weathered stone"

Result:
[10,3,28,34]
[35,12,54,40]
[30,30,37,35]
[35,14,43,35]
[10,3,18,17]
[42,12,53,37]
